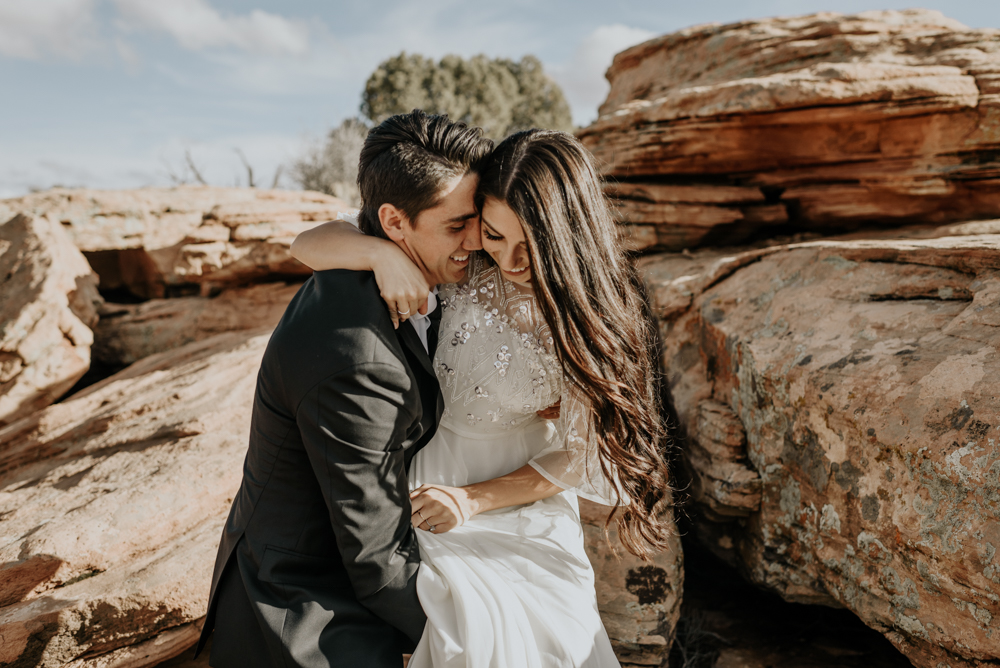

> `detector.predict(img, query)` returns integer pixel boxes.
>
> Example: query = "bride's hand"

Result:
[290,220,430,329]
[536,399,561,420]
[372,245,430,329]
[409,484,478,533]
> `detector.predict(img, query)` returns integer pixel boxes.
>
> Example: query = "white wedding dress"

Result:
[407,255,621,668]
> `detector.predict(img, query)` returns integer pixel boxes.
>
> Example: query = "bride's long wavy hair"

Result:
[477,129,672,558]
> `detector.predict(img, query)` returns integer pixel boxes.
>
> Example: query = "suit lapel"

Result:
[427,301,442,354]
[397,320,436,377]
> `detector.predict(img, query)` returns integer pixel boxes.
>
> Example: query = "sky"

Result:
[2,0,999,198]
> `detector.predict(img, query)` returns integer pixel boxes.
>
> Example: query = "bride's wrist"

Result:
[460,485,487,519]
[367,238,407,274]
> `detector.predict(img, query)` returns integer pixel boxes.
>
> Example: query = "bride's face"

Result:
[480,197,532,285]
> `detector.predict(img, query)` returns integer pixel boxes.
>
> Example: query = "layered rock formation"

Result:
[0,187,348,298]
[640,232,1000,668]
[579,10,1000,252]
[0,214,102,426]
[581,500,683,667]
[0,321,683,667]
[0,330,269,667]
[94,283,301,367]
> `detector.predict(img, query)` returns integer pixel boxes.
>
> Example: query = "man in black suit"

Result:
[196,111,493,667]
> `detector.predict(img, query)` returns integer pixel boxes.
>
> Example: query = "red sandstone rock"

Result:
[580,499,683,667]
[0,187,348,297]
[640,233,1000,668]
[0,214,102,426]
[0,323,682,666]
[0,330,268,667]
[94,283,301,367]
[580,10,1000,252]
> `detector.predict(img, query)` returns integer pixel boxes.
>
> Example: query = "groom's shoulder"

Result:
[268,269,397,367]
[295,268,384,316]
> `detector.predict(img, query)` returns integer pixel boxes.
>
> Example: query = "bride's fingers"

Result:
[417,515,443,532]
[411,513,437,532]
[400,297,417,321]
[392,301,409,325]
[411,506,431,528]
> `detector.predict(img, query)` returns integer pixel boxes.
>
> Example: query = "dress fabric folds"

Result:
[406,256,620,668]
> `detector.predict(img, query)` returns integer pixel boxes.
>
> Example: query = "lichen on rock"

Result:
[641,234,1000,668]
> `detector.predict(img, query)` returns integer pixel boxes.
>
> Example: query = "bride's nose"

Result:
[500,249,524,271]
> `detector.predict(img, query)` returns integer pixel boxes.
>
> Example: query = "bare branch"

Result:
[184,149,208,185]
[234,148,255,188]
[160,156,186,185]
[271,164,284,190]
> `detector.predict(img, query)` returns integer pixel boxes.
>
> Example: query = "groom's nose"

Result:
[463,216,483,251]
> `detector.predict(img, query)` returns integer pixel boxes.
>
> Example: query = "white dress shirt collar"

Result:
[408,288,439,354]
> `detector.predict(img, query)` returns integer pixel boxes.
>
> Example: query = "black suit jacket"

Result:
[196,269,443,667]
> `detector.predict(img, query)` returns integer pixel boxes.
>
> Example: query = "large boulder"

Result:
[0,330,268,667]
[0,187,348,298]
[581,499,683,668]
[0,214,102,426]
[94,283,301,367]
[640,233,1000,668]
[158,502,685,668]
[579,10,1000,252]
[0,322,682,666]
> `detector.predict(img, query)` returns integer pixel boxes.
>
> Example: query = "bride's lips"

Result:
[503,265,529,279]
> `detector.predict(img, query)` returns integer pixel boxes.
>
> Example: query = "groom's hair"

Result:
[356,110,493,239]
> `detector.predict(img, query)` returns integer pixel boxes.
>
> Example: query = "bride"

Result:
[291,129,672,667]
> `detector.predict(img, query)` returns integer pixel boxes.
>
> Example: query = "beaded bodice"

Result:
[435,255,563,434]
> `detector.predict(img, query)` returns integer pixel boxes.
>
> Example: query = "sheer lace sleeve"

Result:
[336,211,360,227]
[528,384,625,507]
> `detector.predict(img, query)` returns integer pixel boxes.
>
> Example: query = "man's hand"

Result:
[536,399,561,420]
[409,484,479,534]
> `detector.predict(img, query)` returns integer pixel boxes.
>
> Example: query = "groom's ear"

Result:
[378,203,408,243]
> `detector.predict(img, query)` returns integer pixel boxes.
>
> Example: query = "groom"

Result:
[196,110,493,667]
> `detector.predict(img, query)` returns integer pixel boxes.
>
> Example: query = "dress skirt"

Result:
[406,418,619,668]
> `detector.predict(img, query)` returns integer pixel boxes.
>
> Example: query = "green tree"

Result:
[362,52,572,138]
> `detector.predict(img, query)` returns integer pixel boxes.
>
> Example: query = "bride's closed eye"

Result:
[484,230,503,241]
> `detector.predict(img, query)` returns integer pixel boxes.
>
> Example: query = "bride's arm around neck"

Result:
[291,218,431,327]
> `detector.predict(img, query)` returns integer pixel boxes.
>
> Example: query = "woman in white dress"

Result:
[291,130,672,667]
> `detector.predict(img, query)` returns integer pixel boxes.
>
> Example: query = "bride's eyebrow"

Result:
[482,219,503,237]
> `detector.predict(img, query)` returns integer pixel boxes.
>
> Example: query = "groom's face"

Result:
[399,172,482,286]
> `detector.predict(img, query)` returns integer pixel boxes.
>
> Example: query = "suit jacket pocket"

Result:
[258,545,353,590]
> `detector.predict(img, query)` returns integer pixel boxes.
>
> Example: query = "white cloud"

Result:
[114,37,141,73]
[549,24,656,126]
[0,0,100,61]
[114,0,310,56]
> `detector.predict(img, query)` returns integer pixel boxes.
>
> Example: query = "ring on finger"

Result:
[397,307,411,314]
[416,510,427,523]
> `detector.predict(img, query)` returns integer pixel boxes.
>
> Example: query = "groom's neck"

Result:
[390,237,439,290]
